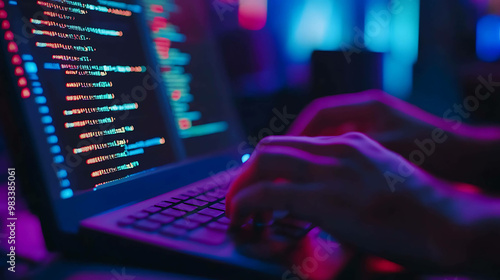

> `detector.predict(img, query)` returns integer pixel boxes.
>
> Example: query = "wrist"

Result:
[453,192,500,273]
[410,176,496,270]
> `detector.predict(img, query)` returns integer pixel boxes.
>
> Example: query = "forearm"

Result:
[440,190,500,275]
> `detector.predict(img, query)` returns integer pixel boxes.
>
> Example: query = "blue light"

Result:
[477,15,500,62]
[33,87,43,94]
[9,1,17,5]
[41,116,52,124]
[24,62,38,73]
[32,81,41,87]
[97,0,142,13]
[389,0,420,64]
[287,0,344,62]
[47,135,58,144]
[60,188,73,199]
[61,180,70,187]
[21,54,33,61]
[50,145,61,154]
[241,153,251,163]
[28,74,39,80]
[39,106,49,114]
[54,155,64,164]
[57,169,68,178]
[35,96,46,104]
[128,148,144,156]
[383,53,413,98]
[365,0,391,52]
[44,125,55,134]
[44,63,60,70]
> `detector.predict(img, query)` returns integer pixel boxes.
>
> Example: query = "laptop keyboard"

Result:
[116,185,313,246]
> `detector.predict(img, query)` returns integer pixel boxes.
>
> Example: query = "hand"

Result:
[226,133,489,270]
[287,90,500,187]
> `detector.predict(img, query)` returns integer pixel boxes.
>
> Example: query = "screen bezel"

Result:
[0,0,246,249]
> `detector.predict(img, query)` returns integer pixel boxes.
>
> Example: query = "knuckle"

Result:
[365,89,389,102]
[256,136,282,151]
[305,97,334,118]
[301,99,323,118]
[367,98,387,113]
[342,131,370,141]
[310,96,331,108]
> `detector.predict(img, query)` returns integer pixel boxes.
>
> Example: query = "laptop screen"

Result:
[0,0,241,201]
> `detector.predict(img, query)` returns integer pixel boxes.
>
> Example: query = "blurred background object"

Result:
[207,0,500,135]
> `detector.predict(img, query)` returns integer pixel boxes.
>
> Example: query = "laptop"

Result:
[0,0,350,279]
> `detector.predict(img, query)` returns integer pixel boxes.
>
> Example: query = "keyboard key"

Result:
[161,208,186,218]
[160,226,187,238]
[130,211,149,219]
[196,195,218,202]
[186,213,212,224]
[148,214,175,224]
[164,198,181,203]
[220,199,226,205]
[117,217,135,227]
[205,190,226,199]
[155,201,172,208]
[188,228,226,245]
[173,219,200,230]
[217,217,230,225]
[209,203,225,211]
[144,206,162,214]
[185,189,203,196]
[173,203,197,212]
[207,222,229,232]
[172,194,191,200]
[133,220,162,232]
[185,199,208,207]
[198,208,224,218]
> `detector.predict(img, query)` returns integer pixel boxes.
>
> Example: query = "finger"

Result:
[229,182,323,227]
[226,146,338,214]
[259,135,367,158]
[288,90,385,136]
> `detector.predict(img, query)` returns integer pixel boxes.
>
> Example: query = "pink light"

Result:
[0,1,4,8]
[4,30,13,40]
[21,88,30,99]
[12,55,21,65]
[2,20,10,29]
[18,77,27,87]
[171,90,181,101]
[154,37,171,59]
[150,4,163,14]
[238,0,267,31]
[7,41,18,53]
[151,16,167,33]
[455,183,481,194]
[366,257,404,274]
[0,10,6,19]
[14,67,24,76]
[178,118,191,130]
